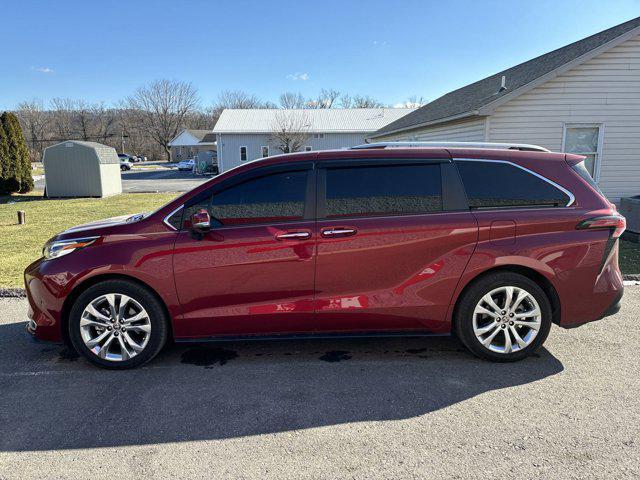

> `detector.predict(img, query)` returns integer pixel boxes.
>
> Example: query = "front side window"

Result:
[455,160,570,209]
[564,125,601,177]
[209,170,308,226]
[324,164,442,218]
[240,146,248,161]
[261,146,269,158]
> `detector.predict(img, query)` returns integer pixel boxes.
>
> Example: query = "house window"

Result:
[563,124,602,178]
[261,146,269,158]
[313,133,324,139]
[305,146,312,152]
[240,146,248,162]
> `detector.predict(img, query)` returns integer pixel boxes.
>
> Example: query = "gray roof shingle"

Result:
[184,129,211,141]
[374,16,640,137]
[200,133,217,143]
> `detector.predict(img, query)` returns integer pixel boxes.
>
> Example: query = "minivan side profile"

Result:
[24,144,625,368]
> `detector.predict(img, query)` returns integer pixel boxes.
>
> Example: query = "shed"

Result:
[43,141,122,197]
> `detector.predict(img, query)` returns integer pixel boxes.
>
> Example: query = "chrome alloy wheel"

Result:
[472,286,542,354]
[79,294,151,361]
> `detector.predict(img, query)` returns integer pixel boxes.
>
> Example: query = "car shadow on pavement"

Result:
[0,321,564,452]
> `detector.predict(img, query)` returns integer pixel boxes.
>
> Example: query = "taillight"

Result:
[576,215,626,238]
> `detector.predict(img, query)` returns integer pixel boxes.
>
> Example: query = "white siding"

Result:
[375,117,487,142]
[217,132,369,172]
[487,34,640,202]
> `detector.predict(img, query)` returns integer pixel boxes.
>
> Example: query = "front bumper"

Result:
[24,258,68,342]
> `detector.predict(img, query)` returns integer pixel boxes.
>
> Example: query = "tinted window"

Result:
[165,208,184,230]
[324,164,442,218]
[208,170,308,226]
[572,160,604,197]
[456,160,570,209]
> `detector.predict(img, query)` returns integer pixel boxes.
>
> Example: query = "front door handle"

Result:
[321,227,357,238]
[275,231,311,241]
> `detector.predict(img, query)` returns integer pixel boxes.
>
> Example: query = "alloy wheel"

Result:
[472,286,542,354]
[79,293,151,361]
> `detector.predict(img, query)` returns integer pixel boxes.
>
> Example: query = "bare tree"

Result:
[15,99,49,161]
[126,79,200,160]
[279,91,306,109]
[50,98,77,139]
[74,100,94,141]
[397,95,427,108]
[91,103,117,143]
[215,90,266,110]
[310,88,340,109]
[338,93,353,108]
[352,95,384,108]
[270,111,310,153]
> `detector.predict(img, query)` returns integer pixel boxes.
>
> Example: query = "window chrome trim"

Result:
[163,205,184,231]
[454,158,575,207]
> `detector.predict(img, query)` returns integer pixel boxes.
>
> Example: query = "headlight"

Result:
[42,236,99,260]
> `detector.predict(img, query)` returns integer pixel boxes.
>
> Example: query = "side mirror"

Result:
[190,209,211,234]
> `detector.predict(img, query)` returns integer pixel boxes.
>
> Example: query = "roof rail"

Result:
[351,141,550,152]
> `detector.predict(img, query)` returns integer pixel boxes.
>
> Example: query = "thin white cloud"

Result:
[372,40,387,46]
[31,66,54,74]
[287,72,309,81]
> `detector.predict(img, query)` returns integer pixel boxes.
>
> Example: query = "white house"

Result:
[213,108,416,173]
[168,129,216,162]
[371,16,640,202]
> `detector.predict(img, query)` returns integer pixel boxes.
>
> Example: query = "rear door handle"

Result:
[321,227,357,238]
[275,231,311,241]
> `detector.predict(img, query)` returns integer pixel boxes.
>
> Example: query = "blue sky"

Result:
[1,0,639,110]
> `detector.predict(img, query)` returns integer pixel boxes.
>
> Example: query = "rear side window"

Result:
[324,164,442,218]
[572,160,605,198]
[455,160,570,209]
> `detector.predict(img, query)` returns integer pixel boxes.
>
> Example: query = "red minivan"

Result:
[24,143,625,368]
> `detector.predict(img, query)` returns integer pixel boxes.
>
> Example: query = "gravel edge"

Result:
[0,288,27,298]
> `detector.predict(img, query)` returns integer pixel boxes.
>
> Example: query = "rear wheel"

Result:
[68,280,168,369]
[454,272,552,362]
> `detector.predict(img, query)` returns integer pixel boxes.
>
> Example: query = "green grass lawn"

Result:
[618,238,640,276]
[0,192,178,288]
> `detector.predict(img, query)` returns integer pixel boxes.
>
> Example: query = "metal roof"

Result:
[374,16,640,137]
[212,108,417,134]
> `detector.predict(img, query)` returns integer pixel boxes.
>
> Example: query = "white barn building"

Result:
[213,108,415,173]
[371,16,640,203]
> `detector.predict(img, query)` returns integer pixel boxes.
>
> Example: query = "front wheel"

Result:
[454,272,552,362]
[68,280,168,369]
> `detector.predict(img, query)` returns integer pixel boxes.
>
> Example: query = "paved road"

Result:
[0,290,638,479]
[35,166,209,194]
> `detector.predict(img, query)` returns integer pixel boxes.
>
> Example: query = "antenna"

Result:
[498,75,507,92]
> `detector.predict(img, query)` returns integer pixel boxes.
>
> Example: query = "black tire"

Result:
[454,272,552,362]
[68,280,168,369]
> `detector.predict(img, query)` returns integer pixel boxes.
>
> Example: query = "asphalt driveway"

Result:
[35,165,209,194]
[0,289,638,479]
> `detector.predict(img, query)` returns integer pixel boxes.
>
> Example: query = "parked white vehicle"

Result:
[177,159,195,171]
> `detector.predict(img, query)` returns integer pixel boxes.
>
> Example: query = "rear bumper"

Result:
[598,288,623,320]
[562,287,623,329]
